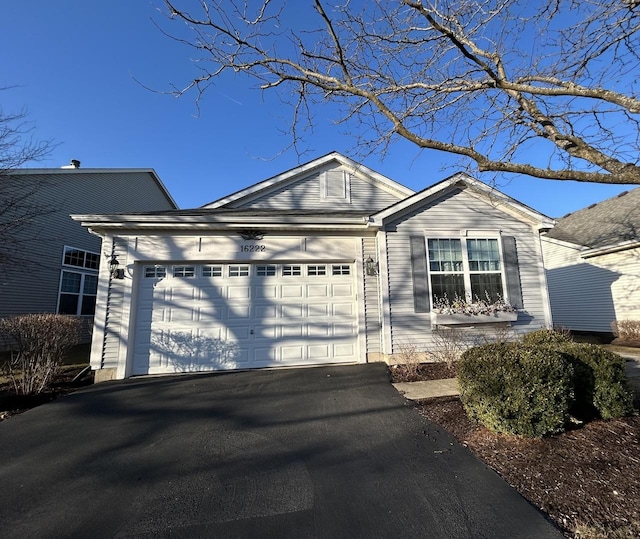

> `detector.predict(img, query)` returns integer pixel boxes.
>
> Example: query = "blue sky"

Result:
[1,1,634,217]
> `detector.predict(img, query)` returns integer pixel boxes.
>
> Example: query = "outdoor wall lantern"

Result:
[109,255,125,280]
[365,256,379,276]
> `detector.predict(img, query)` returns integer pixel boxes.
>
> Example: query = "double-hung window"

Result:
[58,246,100,316]
[427,237,504,305]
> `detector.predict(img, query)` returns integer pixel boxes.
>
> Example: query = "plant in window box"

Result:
[432,293,518,325]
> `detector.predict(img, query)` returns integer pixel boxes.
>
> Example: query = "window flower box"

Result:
[432,311,518,326]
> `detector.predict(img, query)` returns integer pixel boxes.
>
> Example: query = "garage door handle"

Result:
[250,329,254,335]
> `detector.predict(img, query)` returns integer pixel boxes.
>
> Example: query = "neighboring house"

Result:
[74,152,554,381]
[0,162,177,337]
[542,187,640,338]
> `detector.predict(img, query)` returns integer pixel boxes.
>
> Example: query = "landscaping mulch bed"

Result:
[390,363,640,538]
[0,365,93,421]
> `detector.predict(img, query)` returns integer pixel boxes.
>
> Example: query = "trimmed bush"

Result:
[0,314,81,395]
[458,342,574,437]
[521,328,572,347]
[565,343,635,420]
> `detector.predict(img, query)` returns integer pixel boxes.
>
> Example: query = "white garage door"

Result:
[132,262,358,375]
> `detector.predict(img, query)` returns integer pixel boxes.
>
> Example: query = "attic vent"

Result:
[617,191,629,198]
[587,203,597,209]
[320,169,351,202]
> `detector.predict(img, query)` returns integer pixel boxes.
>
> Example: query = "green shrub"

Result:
[564,343,635,420]
[458,342,574,437]
[0,314,81,395]
[521,328,572,347]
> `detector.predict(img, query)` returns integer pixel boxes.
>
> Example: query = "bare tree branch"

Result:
[159,0,640,185]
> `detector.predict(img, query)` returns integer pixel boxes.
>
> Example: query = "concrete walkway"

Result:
[394,346,640,401]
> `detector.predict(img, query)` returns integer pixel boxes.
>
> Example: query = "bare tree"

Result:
[159,0,640,185]
[0,99,55,271]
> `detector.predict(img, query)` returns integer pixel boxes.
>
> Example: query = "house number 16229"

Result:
[240,245,266,252]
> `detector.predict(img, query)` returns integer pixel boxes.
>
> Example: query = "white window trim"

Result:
[426,235,508,306]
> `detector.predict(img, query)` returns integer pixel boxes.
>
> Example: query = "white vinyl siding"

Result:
[362,236,382,354]
[542,240,640,332]
[100,237,129,371]
[231,165,404,211]
[385,188,547,352]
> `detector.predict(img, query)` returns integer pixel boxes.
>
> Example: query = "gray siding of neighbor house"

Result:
[384,188,548,353]
[0,171,175,319]
[542,239,639,333]
[231,164,405,212]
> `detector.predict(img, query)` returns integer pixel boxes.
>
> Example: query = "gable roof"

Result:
[7,167,178,209]
[202,151,414,209]
[544,187,640,250]
[371,172,554,228]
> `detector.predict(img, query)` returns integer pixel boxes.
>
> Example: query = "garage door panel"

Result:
[282,304,303,317]
[254,305,277,318]
[255,325,278,340]
[307,284,328,297]
[254,347,277,362]
[333,303,354,316]
[282,285,303,298]
[198,306,226,322]
[308,323,330,337]
[167,307,195,323]
[227,305,251,320]
[228,286,251,299]
[282,325,303,337]
[281,346,304,361]
[307,304,329,316]
[333,323,355,337]
[332,284,353,297]
[334,343,355,357]
[255,285,278,299]
[133,262,358,375]
[308,344,330,360]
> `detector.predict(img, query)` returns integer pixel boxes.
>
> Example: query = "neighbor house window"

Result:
[58,246,100,316]
[58,271,98,316]
[63,246,100,270]
[427,238,504,304]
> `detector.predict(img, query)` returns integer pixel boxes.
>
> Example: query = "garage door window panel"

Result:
[145,266,167,278]
[173,266,195,277]
[202,265,222,277]
[229,265,250,277]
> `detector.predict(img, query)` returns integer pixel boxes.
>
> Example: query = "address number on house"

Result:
[239,245,266,252]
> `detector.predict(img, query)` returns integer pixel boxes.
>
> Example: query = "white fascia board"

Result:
[71,213,378,232]
[371,172,555,228]
[202,152,414,209]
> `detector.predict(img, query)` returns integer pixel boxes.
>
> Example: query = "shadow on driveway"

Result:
[0,364,561,538]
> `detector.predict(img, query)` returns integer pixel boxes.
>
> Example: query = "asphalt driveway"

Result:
[0,364,561,538]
